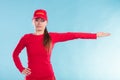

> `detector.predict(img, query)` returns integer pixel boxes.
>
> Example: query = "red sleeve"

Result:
[50,32,97,43]
[12,34,27,72]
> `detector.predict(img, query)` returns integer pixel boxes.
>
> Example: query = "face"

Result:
[33,18,47,32]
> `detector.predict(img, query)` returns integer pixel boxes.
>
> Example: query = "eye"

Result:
[35,18,45,22]
[40,18,45,22]
[35,18,39,21]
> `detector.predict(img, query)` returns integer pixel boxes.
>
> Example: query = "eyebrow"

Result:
[35,18,44,20]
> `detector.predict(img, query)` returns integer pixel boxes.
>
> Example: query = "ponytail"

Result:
[43,27,51,51]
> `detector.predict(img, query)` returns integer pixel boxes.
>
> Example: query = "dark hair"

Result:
[43,27,51,51]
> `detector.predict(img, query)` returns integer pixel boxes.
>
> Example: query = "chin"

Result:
[36,28,42,30]
[36,29,44,31]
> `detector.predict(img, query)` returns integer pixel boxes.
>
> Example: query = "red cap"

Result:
[33,9,48,20]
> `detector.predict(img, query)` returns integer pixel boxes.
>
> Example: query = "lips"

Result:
[36,26,42,28]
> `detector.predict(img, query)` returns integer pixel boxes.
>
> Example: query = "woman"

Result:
[12,9,110,80]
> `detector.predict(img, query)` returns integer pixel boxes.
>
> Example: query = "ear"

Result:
[32,19,35,25]
[45,21,48,26]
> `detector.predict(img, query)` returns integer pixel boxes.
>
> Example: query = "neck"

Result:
[34,30,44,35]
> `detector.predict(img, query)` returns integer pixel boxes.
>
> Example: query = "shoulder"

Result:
[21,33,31,39]
[49,32,70,36]
[49,32,59,36]
[49,32,57,34]
[49,32,63,35]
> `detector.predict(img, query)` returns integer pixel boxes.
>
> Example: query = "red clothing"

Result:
[12,32,97,80]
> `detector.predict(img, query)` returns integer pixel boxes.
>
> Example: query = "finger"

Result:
[25,71,31,75]
[25,70,31,74]
[26,68,31,71]
[107,33,111,36]
[23,71,31,76]
[22,69,31,75]
[104,33,110,36]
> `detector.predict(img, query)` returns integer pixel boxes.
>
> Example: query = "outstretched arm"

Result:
[50,32,110,44]
[50,32,97,43]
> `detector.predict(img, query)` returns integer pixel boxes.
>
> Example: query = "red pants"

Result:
[25,76,56,80]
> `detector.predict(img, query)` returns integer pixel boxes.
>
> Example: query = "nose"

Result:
[38,21,42,25]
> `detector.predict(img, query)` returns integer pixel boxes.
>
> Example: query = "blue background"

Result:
[0,0,120,80]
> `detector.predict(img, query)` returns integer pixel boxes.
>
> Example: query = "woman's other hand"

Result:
[22,68,31,76]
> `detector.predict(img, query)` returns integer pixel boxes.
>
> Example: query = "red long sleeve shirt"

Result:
[12,32,97,79]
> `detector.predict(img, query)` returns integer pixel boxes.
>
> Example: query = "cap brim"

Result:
[33,15,47,20]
